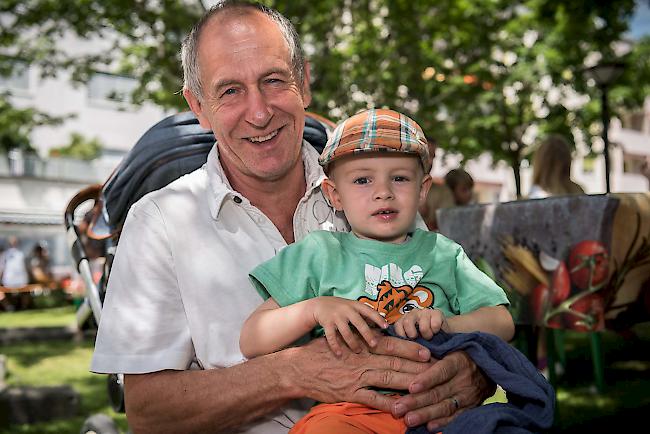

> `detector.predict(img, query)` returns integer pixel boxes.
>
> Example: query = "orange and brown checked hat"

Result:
[318,108,430,172]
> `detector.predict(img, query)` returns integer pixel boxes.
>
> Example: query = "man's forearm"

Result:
[125,334,432,434]
[125,350,300,434]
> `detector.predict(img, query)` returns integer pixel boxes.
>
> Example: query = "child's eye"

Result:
[353,177,369,185]
[393,176,409,182]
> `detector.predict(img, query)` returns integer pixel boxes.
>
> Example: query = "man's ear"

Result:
[321,177,343,211]
[302,61,312,108]
[419,174,433,207]
[183,88,212,130]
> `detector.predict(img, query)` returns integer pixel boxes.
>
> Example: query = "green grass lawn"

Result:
[1,339,128,434]
[1,307,649,433]
[0,306,76,329]
[1,306,127,434]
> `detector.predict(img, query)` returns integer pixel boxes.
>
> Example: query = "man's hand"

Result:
[308,297,388,356]
[392,350,496,431]
[394,308,449,340]
[288,332,431,412]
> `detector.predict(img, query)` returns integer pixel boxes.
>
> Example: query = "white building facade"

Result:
[1,60,168,275]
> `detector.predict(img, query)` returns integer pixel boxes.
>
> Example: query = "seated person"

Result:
[418,139,455,231]
[445,168,474,206]
[27,242,53,285]
[240,109,514,434]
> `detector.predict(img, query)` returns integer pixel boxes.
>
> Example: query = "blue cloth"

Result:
[392,329,555,434]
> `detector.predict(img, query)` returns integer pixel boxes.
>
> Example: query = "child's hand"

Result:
[394,308,449,340]
[309,296,388,356]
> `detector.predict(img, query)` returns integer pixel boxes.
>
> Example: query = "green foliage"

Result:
[2,0,649,194]
[49,132,103,160]
[0,0,206,108]
[0,94,62,154]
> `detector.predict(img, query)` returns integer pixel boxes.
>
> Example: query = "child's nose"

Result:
[374,181,394,200]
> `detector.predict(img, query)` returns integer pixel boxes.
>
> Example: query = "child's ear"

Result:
[419,174,433,206]
[321,178,344,211]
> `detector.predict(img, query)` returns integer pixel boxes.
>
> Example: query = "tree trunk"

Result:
[511,152,522,199]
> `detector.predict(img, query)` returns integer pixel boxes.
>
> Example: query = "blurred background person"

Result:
[527,134,585,375]
[0,236,28,289]
[0,236,29,310]
[419,139,455,231]
[27,242,53,286]
[529,134,585,199]
[445,168,475,206]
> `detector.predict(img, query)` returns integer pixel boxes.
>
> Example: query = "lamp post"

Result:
[584,61,625,193]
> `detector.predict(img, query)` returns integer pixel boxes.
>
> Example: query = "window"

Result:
[624,111,645,132]
[623,155,645,174]
[87,72,137,105]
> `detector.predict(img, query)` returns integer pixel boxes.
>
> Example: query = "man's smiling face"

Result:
[187,10,311,183]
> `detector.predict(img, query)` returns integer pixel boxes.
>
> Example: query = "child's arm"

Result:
[447,305,514,341]
[394,305,514,342]
[240,296,388,359]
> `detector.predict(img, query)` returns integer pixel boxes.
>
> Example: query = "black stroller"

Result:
[64,111,334,434]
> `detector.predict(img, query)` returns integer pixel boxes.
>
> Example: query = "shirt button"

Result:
[233,196,242,204]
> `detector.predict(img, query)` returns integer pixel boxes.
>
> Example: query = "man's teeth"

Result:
[249,129,279,143]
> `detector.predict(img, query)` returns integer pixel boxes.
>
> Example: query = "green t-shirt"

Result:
[249,229,509,325]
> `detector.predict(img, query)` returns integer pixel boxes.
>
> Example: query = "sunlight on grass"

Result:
[557,388,614,409]
[483,385,508,404]
[0,306,76,328]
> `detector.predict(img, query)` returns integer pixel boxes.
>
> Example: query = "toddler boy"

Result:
[240,109,513,433]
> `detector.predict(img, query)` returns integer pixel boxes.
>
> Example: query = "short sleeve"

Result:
[249,234,322,307]
[452,243,510,314]
[91,198,194,374]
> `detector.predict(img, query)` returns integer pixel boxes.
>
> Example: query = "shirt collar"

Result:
[206,141,327,220]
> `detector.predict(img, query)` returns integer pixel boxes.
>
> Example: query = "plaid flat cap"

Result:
[319,108,430,171]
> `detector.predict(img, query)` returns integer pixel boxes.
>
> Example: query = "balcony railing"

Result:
[0,153,117,183]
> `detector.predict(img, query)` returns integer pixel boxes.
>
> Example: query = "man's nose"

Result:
[245,88,273,127]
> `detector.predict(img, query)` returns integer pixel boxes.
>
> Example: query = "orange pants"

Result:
[289,401,406,434]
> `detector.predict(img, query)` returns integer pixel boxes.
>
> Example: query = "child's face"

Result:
[323,153,432,244]
[453,184,473,206]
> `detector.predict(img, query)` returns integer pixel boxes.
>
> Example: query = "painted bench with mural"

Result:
[437,193,650,390]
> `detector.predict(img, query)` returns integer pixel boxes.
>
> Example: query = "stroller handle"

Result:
[64,184,102,270]
[64,184,102,231]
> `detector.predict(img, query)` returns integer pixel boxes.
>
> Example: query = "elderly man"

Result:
[91,1,494,433]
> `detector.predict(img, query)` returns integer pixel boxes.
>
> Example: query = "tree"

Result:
[0,94,62,155]
[49,132,103,160]
[2,0,649,196]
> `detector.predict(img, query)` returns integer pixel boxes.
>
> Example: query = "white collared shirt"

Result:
[91,143,349,433]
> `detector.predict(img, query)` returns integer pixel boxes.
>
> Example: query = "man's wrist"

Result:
[267,346,308,400]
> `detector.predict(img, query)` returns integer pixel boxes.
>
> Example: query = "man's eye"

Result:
[221,88,237,97]
[353,177,369,185]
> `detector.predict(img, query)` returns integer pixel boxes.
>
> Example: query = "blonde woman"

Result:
[529,135,585,199]
[528,135,584,375]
